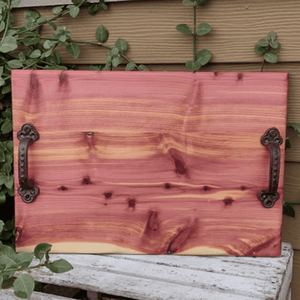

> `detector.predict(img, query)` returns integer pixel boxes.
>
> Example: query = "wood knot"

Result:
[127,198,136,209]
[104,192,112,198]
[237,73,243,80]
[223,197,235,206]
[59,186,68,191]
[165,183,171,189]
[82,176,92,185]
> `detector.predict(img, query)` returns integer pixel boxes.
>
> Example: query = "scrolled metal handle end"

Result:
[258,191,280,208]
[18,186,39,203]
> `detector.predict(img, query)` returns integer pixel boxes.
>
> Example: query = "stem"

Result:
[3,263,46,274]
[40,36,135,66]
[261,58,265,72]
[0,0,11,46]
[193,5,197,62]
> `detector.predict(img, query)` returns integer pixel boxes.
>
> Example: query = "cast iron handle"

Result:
[258,127,283,208]
[17,124,39,203]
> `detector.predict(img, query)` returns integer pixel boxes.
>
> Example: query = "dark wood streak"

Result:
[144,211,159,236]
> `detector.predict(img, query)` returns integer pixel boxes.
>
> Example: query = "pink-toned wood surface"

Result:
[11,70,288,256]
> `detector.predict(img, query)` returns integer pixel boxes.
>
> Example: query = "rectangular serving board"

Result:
[12,70,288,256]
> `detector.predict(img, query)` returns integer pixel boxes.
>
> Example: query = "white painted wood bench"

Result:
[0,242,293,300]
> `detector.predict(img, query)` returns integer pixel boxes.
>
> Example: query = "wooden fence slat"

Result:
[13,0,300,64]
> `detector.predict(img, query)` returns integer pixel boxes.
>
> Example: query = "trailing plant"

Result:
[0,0,148,244]
[176,0,212,71]
[254,31,281,71]
[0,223,73,299]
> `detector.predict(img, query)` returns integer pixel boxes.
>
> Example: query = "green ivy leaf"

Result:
[196,23,211,36]
[43,40,56,50]
[0,79,5,87]
[16,253,34,269]
[22,36,41,46]
[34,243,52,261]
[125,62,136,71]
[268,31,277,42]
[112,55,123,67]
[115,38,128,52]
[0,21,5,33]
[29,49,41,58]
[186,60,201,71]
[53,51,62,64]
[106,50,112,62]
[95,25,109,43]
[196,49,211,66]
[24,9,40,29]
[90,65,102,71]
[270,40,279,49]
[37,17,46,25]
[46,259,73,273]
[8,188,14,196]
[7,60,23,69]
[0,244,17,262]
[283,201,295,218]
[0,1,6,8]
[18,52,26,62]
[65,43,81,59]
[59,35,67,42]
[4,175,13,189]
[12,0,21,7]
[2,85,11,95]
[257,38,269,47]
[5,153,13,164]
[264,52,278,63]
[288,122,300,133]
[111,47,119,56]
[138,64,149,71]
[1,119,12,133]
[69,5,80,18]
[0,36,18,53]
[0,220,4,233]
[254,43,267,55]
[52,6,63,15]
[0,174,5,185]
[48,21,57,30]
[2,162,11,174]
[0,66,3,77]
[13,273,35,299]
[272,42,281,53]
[176,24,192,35]
[0,150,5,163]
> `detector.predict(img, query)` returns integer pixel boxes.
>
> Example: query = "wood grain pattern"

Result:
[84,62,300,162]
[13,0,300,64]
[12,70,288,256]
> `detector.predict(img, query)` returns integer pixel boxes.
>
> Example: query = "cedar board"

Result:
[11,70,288,256]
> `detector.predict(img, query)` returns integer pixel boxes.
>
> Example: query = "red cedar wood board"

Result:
[11,70,288,256]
